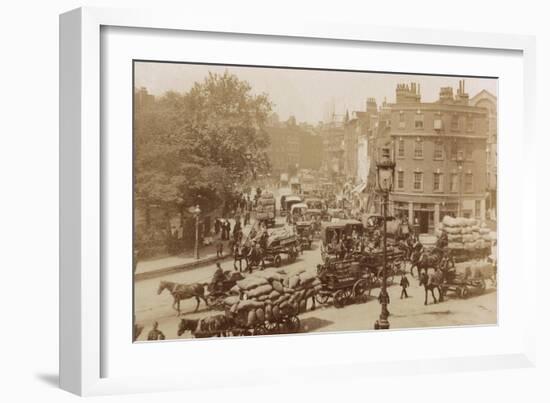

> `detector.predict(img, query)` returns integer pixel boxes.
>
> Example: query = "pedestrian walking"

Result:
[147,321,166,341]
[400,274,410,299]
[216,239,224,258]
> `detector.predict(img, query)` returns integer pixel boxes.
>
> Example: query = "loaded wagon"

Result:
[295,221,314,250]
[440,261,493,299]
[319,219,363,261]
[315,260,373,308]
[361,246,406,286]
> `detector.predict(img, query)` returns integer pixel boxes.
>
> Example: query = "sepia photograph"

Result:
[132,61,498,342]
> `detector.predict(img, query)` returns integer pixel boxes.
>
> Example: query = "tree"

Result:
[134,72,273,237]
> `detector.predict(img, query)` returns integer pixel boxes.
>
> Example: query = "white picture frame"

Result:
[60,6,537,396]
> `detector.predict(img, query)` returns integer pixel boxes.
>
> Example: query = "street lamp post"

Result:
[374,147,395,331]
[189,205,201,260]
[456,155,464,217]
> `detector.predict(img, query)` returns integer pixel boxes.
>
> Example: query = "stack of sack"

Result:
[223,269,321,328]
[437,216,492,250]
[266,226,297,247]
[454,261,495,279]
[256,196,275,220]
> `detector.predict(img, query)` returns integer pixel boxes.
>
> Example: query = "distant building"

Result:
[266,117,322,177]
[377,80,491,233]
[134,87,154,111]
[470,90,497,220]
[320,114,346,181]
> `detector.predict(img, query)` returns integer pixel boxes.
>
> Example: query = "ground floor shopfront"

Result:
[390,193,487,234]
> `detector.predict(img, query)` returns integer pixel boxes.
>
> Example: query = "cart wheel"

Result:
[460,287,470,299]
[265,321,280,335]
[333,290,349,308]
[274,255,282,267]
[315,291,330,305]
[352,279,369,303]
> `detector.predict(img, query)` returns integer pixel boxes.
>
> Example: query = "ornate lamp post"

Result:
[456,155,464,217]
[374,147,395,330]
[189,205,201,260]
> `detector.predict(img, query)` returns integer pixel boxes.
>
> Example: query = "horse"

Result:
[177,315,233,338]
[233,242,250,272]
[419,270,445,305]
[409,246,444,280]
[157,281,208,316]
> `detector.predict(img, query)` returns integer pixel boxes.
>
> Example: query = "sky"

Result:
[134,61,498,125]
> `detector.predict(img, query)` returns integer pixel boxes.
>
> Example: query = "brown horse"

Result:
[409,247,444,280]
[177,315,233,338]
[157,281,208,316]
[233,242,250,272]
[419,270,444,305]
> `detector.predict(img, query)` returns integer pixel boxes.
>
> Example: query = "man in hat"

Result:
[400,273,410,299]
[147,321,166,341]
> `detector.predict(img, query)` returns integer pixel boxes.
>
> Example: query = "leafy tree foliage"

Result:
[134,72,272,219]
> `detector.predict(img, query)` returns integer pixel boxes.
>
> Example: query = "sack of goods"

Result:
[448,234,463,242]
[223,269,321,328]
[267,227,296,247]
[440,216,494,252]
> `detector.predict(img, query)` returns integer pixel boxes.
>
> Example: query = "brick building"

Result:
[381,80,490,233]
[266,117,322,177]
[470,90,497,220]
[320,114,345,180]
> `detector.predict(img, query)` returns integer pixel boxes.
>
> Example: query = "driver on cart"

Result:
[210,262,226,292]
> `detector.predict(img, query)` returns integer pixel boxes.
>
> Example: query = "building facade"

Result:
[383,80,490,233]
[266,117,322,177]
[470,90,497,220]
[320,115,345,181]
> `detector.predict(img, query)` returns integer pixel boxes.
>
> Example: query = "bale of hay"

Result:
[448,242,464,249]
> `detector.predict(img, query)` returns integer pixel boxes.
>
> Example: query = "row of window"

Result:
[398,112,474,131]
[397,139,473,160]
[396,171,474,193]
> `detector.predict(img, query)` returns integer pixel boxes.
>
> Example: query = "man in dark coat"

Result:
[147,321,166,341]
[400,274,410,299]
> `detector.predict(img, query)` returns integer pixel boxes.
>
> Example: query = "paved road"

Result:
[134,218,497,341]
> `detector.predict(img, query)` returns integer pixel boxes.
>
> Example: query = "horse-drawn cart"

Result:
[315,260,373,308]
[440,262,492,298]
[261,229,299,268]
[361,247,406,286]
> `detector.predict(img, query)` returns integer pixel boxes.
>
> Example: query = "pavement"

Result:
[135,218,254,281]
